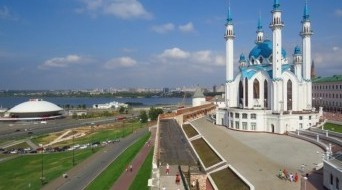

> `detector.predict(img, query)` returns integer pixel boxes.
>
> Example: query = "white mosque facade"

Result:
[216,0,322,134]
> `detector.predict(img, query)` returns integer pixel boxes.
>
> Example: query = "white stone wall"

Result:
[222,108,320,134]
[323,160,342,190]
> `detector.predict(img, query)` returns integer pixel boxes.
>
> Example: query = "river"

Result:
[0,96,192,109]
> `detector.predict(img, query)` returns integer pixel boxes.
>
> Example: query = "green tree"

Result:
[148,107,163,121]
[139,110,148,123]
[119,106,125,114]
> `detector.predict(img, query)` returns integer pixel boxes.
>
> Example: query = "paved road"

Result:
[191,117,323,190]
[42,127,149,190]
[0,117,117,140]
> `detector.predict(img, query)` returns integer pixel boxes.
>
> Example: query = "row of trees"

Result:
[139,107,164,123]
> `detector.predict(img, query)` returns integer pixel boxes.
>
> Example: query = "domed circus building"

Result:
[1,99,64,121]
[216,0,322,134]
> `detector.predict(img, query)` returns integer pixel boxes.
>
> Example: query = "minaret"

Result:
[256,14,264,44]
[225,4,235,82]
[293,46,303,80]
[301,0,313,81]
[239,53,247,69]
[270,0,284,79]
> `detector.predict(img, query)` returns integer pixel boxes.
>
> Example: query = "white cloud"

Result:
[151,23,175,34]
[158,48,224,67]
[104,56,137,69]
[313,47,342,76]
[335,9,342,17]
[160,48,190,59]
[332,46,340,51]
[0,6,18,21]
[178,22,195,33]
[39,54,90,69]
[77,0,152,19]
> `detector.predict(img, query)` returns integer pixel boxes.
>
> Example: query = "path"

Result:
[191,117,324,190]
[111,127,156,190]
[42,127,149,190]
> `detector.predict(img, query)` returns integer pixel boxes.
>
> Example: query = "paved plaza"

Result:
[191,117,324,190]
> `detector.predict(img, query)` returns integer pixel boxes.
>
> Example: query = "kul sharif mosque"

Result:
[216,0,322,134]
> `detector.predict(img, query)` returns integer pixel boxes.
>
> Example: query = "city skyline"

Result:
[0,0,341,90]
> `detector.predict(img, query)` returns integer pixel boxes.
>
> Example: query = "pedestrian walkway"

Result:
[25,139,38,149]
[111,127,156,190]
[158,164,185,190]
[42,128,149,190]
[191,117,324,190]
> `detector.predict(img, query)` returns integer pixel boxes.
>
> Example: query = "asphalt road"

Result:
[0,117,118,140]
[42,127,149,190]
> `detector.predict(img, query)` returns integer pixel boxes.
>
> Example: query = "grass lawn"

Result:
[211,168,249,190]
[0,148,99,190]
[191,138,222,168]
[183,124,199,139]
[129,148,153,190]
[323,123,342,133]
[85,132,151,190]
[4,142,31,150]
[32,121,144,147]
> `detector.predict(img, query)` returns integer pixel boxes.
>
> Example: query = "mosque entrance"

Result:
[271,124,275,133]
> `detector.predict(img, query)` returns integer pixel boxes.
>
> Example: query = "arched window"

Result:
[239,81,243,106]
[287,80,292,110]
[259,57,263,64]
[253,79,260,99]
[264,80,268,108]
[245,78,248,107]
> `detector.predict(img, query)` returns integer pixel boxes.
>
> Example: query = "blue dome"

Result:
[248,40,287,61]
[294,46,302,54]
[239,53,247,62]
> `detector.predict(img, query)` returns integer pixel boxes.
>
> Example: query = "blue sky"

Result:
[0,0,341,90]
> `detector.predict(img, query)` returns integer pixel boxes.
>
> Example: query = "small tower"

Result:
[256,14,264,44]
[293,46,303,80]
[311,60,316,79]
[301,0,313,81]
[225,4,235,83]
[270,0,284,79]
[239,53,248,69]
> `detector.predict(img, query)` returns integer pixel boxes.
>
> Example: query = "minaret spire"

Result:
[256,12,264,44]
[257,12,262,31]
[226,1,233,24]
[303,0,309,21]
[273,0,280,10]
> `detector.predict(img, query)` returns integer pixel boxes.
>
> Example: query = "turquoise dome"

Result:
[294,46,302,54]
[248,40,287,61]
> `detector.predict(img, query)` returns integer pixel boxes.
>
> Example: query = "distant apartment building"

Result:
[312,75,342,113]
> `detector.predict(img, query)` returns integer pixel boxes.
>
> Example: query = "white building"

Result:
[192,88,206,107]
[93,101,128,109]
[216,0,322,134]
[324,152,342,190]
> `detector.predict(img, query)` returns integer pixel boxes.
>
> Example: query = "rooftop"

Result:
[312,75,342,83]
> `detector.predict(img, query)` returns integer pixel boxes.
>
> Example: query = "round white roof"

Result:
[8,99,63,113]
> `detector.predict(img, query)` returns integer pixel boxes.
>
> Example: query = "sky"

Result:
[0,0,341,90]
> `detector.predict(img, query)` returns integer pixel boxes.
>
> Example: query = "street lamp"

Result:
[72,130,75,166]
[40,144,44,185]
[91,123,94,153]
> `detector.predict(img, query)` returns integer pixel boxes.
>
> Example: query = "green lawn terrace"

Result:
[191,138,225,170]
[182,124,199,139]
[210,167,249,190]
